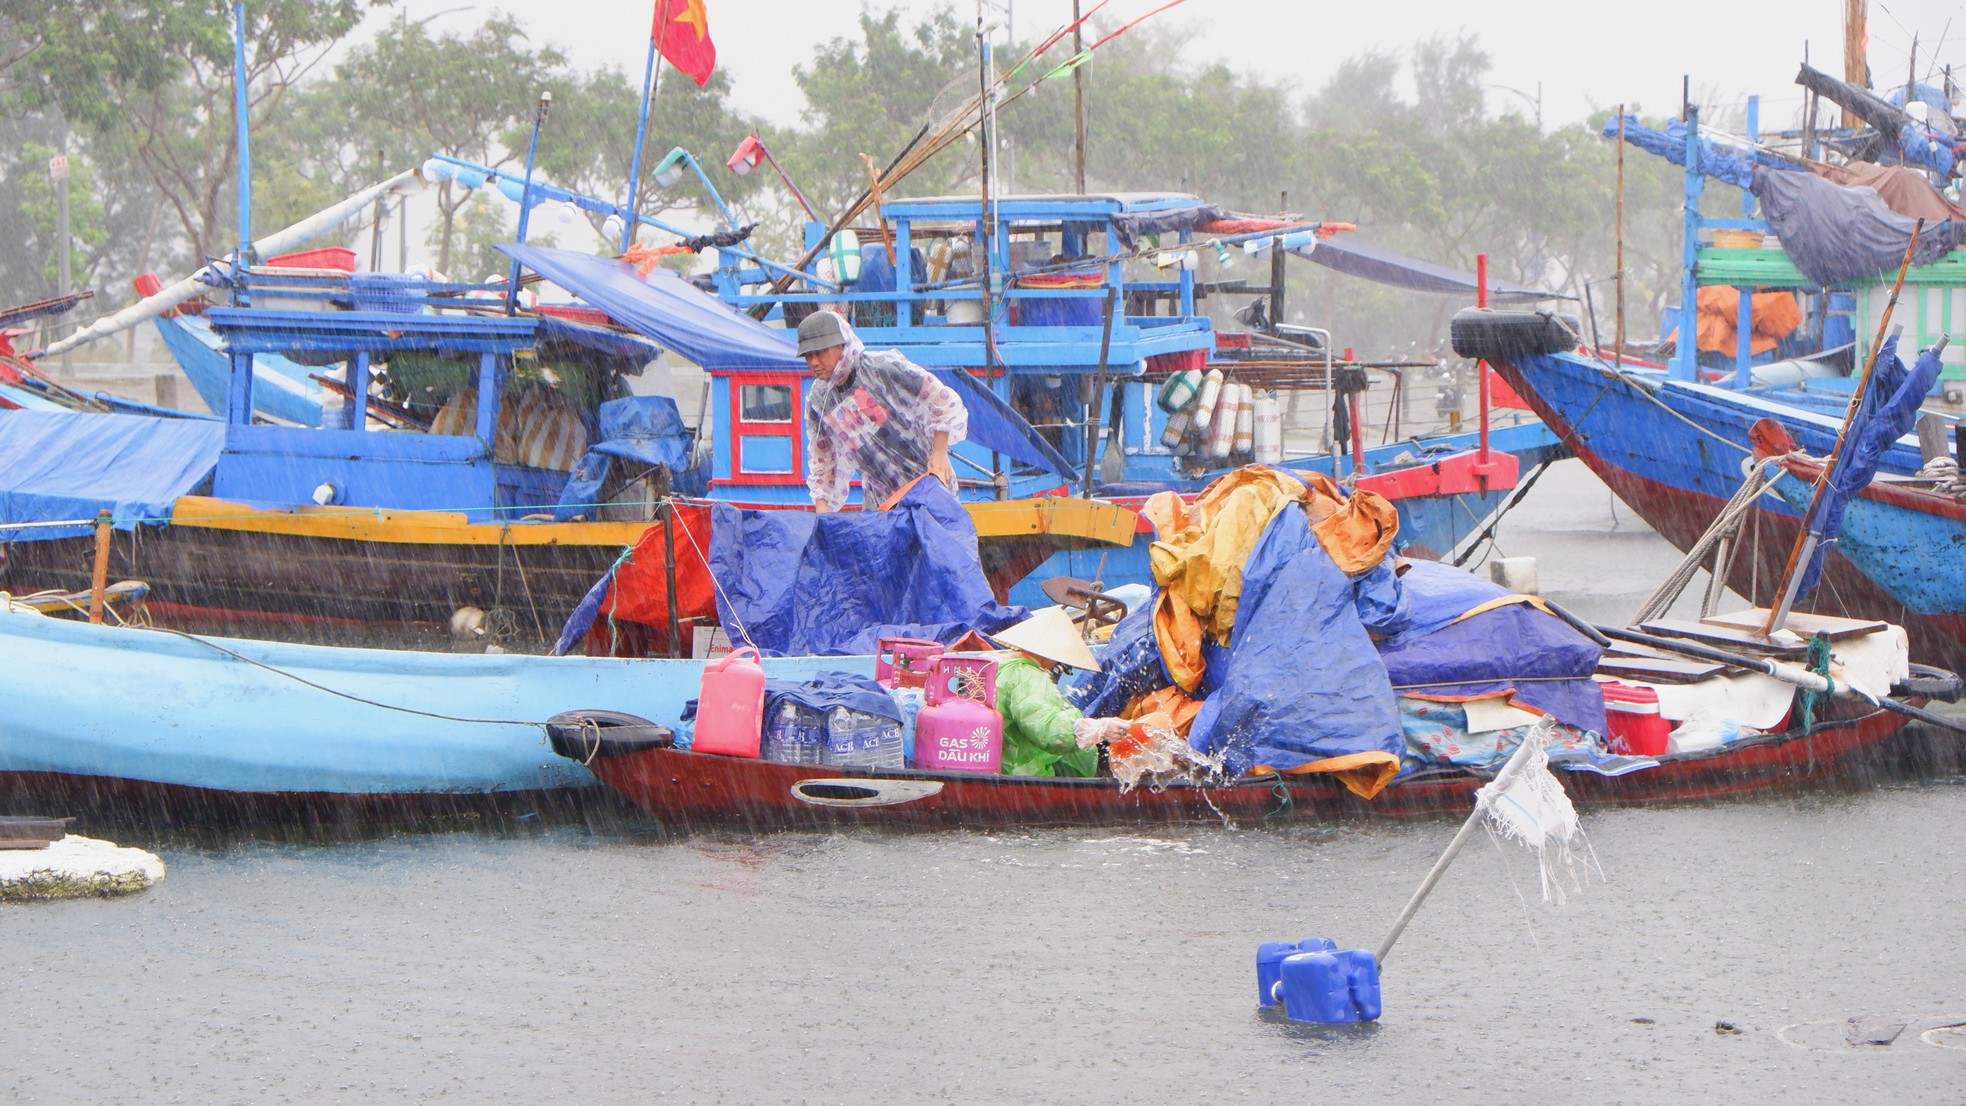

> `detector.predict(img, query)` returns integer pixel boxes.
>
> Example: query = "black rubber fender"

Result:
[1893,663,1964,703]
[1449,308,1580,362]
[547,710,675,762]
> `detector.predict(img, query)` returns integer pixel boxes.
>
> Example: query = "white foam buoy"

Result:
[0,835,165,902]
[1488,556,1540,596]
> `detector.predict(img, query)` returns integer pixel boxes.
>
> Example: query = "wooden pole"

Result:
[1615,108,1626,369]
[1377,733,1543,965]
[660,499,682,659]
[1844,0,1867,129]
[1082,286,1117,497]
[859,153,897,266]
[87,509,112,625]
[1072,0,1087,193]
[1764,219,1924,634]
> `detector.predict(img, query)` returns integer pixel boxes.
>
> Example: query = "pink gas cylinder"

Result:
[911,655,1003,772]
[876,638,944,689]
[691,646,767,758]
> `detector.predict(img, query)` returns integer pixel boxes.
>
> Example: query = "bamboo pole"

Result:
[1615,107,1626,369]
[1763,218,1923,635]
[859,153,897,266]
[87,509,112,625]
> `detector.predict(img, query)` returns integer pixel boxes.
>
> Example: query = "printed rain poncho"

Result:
[804,323,968,510]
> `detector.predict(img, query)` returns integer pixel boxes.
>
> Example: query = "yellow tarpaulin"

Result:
[1148,466,1399,692]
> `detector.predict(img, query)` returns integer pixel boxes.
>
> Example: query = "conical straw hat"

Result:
[991,606,1101,672]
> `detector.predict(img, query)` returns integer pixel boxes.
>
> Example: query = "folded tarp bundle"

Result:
[1068,464,1606,799]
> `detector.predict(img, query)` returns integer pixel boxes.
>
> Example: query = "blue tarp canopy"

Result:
[500,243,802,371]
[1600,113,1807,189]
[1290,237,1562,302]
[503,242,1076,481]
[707,479,1024,655]
[0,410,225,541]
[1797,335,1947,599]
[1750,166,1965,287]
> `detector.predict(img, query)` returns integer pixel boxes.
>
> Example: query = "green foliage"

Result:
[534,64,763,247]
[16,0,371,270]
[321,13,567,272]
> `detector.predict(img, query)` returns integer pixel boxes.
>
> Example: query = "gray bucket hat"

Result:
[797,310,849,356]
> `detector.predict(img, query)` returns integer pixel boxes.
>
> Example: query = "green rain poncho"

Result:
[997,655,1100,778]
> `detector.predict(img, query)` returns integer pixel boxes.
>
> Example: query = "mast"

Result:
[1072,0,1087,192]
[1844,0,1867,127]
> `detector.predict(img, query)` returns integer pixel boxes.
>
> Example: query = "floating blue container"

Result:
[1255,937,1336,1007]
[1276,948,1382,1024]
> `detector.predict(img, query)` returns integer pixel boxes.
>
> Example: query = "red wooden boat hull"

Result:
[578,705,1913,831]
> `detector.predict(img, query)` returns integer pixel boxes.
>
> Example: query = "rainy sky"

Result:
[367,0,1966,129]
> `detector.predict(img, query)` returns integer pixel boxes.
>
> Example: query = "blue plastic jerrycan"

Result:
[1277,949,1382,1024]
[1255,938,1336,1007]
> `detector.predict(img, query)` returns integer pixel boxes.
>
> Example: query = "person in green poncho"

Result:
[989,607,1105,778]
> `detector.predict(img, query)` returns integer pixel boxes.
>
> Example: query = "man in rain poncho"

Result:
[799,310,968,512]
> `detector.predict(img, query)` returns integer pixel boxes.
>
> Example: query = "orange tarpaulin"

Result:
[584,504,718,657]
[1675,286,1803,356]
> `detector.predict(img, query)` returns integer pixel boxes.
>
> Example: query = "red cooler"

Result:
[1600,680,1669,756]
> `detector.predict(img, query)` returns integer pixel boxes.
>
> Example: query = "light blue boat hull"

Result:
[0,612,870,798]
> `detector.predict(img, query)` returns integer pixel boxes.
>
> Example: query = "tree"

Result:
[321,14,565,274]
[23,1,370,267]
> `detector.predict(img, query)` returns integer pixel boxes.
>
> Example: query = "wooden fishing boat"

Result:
[0,603,888,824]
[0,492,1132,647]
[548,692,1927,832]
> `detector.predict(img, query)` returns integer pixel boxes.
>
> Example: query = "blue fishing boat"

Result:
[1467,82,1966,668]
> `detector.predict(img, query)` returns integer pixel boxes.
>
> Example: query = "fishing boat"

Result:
[1464,73,1966,668]
[542,700,1922,831]
[3,246,1136,648]
[538,459,1953,832]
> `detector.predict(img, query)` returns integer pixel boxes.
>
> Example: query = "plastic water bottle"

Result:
[867,716,904,770]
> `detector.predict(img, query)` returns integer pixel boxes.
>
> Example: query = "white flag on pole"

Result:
[1476,719,1593,903]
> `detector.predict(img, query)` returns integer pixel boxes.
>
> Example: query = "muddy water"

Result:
[4,461,1965,1104]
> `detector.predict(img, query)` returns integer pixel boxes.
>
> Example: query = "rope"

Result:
[150,625,545,729]
[1629,457,1785,625]
[661,499,755,651]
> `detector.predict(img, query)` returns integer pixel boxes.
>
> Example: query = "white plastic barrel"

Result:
[1205,381,1240,460]
[1193,368,1225,431]
[1233,384,1255,455]
[1253,390,1283,464]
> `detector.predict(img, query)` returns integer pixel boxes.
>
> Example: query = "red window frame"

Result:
[724,372,805,487]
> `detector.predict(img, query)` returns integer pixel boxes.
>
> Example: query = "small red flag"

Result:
[652,0,715,87]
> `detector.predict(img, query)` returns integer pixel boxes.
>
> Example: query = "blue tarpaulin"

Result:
[1185,507,1405,774]
[0,410,225,541]
[1376,561,1607,735]
[500,244,803,371]
[708,478,1024,655]
[1797,335,1947,599]
[554,395,697,520]
[503,243,1076,480]
[1290,237,1562,302]
[1600,114,1802,189]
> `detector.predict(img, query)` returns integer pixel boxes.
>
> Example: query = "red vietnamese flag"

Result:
[652,0,716,87]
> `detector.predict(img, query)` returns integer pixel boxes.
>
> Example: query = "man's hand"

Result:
[814,497,840,513]
[928,430,954,487]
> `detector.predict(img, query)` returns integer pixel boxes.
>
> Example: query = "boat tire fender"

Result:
[1893,664,1963,703]
[546,710,675,762]
[1449,308,1579,362]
